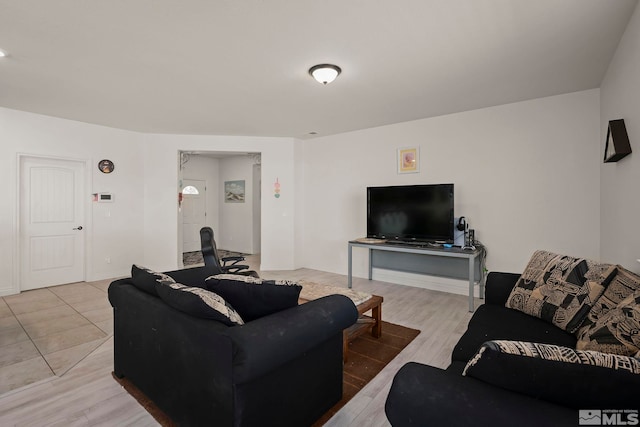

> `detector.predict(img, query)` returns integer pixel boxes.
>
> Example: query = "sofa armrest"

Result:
[222,294,358,384]
[485,272,520,305]
[463,340,640,409]
[385,362,575,427]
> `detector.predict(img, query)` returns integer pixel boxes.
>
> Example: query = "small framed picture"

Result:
[397,147,419,174]
[224,180,245,203]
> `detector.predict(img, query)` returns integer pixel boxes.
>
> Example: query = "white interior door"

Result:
[20,156,85,291]
[182,179,206,252]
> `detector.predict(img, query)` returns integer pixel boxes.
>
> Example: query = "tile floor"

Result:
[0,279,113,395]
[0,252,246,397]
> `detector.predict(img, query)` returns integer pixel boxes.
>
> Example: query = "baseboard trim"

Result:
[372,268,481,298]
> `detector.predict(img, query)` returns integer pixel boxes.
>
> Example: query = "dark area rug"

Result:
[113,321,420,426]
[112,372,176,427]
[313,321,420,426]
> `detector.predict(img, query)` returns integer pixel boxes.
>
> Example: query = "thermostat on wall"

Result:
[93,192,114,202]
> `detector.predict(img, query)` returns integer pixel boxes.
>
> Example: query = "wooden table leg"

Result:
[341,295,384,362]
[343,330,349,362]
[372,303,382,338]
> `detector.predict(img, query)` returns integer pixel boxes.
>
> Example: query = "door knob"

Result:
[73,226,83,230]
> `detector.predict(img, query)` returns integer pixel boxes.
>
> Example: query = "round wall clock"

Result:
[98,159,115,174]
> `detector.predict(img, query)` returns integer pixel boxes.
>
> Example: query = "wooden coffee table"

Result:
[297,281,383,362]
[343,294,383,361]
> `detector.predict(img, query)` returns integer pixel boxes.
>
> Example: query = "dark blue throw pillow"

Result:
[131,264,173,296]
[165,266,220,289]
[155,277,244,326]
[205,274,302,322]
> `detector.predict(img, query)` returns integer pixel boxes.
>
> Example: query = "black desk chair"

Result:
[199,227,258,277]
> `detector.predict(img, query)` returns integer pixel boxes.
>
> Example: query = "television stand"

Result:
[347,240,485,312]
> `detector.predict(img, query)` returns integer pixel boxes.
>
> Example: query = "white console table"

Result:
[347,240,485,312]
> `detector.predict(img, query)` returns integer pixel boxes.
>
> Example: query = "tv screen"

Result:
[367,184,454,243]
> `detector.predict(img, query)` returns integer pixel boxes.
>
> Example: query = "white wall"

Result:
[4,24,634,296]
[252,164,262,254]
[0,108,293,296]
[141,134,296,272]
[301,90,602,281]
[600,2,640,273]
[294,139,305,268]
[0,107,145,296]
[219,155,258,254]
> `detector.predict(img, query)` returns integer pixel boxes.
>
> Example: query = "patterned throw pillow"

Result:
[586,266,640,324]
[205,274,302,322]
[206,273,299,287]
[464,340,640,375]
[131,264,175,296]
[576,289,640,356]
[155,276,244,326]
[463,340,640,409]
[505,251,617,333]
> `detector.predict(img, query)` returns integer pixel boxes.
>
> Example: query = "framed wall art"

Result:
[224,180,245,203]
[397,147,419,174]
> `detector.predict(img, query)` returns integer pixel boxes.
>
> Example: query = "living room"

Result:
[2,4,639,296]
[1,0,639,425]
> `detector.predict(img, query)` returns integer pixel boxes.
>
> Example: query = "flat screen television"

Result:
[367,184,454,243]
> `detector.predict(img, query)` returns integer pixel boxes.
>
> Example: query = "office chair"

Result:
[199,227,258,276]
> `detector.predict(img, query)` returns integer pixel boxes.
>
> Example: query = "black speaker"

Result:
[456,217,467,231]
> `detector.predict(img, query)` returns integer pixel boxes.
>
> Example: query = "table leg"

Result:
[343,330,349,362]
[372,303,382,338]
[468,256,475,312]
[479,258,485,300]
[368,248,373,280]
[348,244,353,289]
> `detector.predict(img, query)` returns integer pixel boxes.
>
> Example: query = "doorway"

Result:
[182,179,206,252]
[179,151,261,267]
[19,156,86,290]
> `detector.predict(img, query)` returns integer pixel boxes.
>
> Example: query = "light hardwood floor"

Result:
[0,256,480,426]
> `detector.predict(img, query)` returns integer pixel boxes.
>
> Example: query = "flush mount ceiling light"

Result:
[0,50,6,58]
[309,64,341,85]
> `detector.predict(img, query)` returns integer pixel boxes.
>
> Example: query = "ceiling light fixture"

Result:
[309,64,341,85]
[0,50,6,58]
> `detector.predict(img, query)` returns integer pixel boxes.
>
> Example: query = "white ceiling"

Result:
[0,0,637,139]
